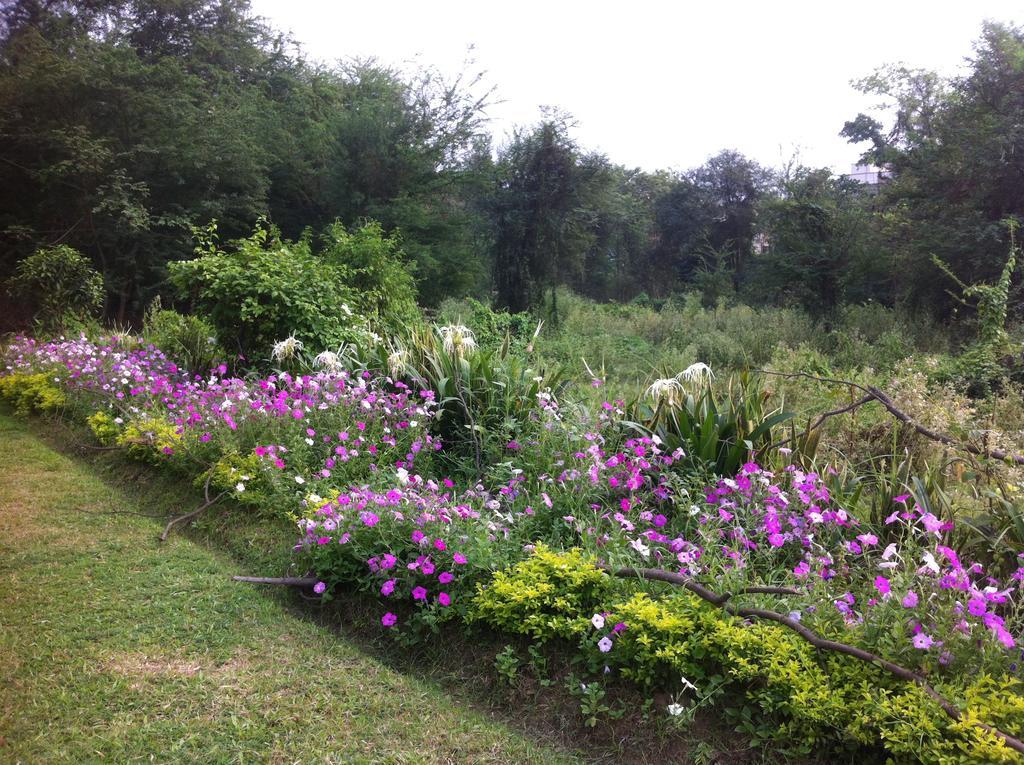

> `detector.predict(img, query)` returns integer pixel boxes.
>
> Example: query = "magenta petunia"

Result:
[381,612,398,627]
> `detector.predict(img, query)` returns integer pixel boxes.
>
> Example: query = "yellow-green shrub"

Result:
[115,417,185,462]
[87,410,121,445]
[470,547,1024,764]
[0,373,66,415]
[470,544,614,639]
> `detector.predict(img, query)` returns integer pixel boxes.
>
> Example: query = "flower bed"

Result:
[5,332,1024,763]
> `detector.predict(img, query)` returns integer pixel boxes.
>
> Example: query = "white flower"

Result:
[920,551,940,575]
[235,482,246,492]
[667,703,685,716]
[272,334,304,362]
[646,377,684,407]
[396,467,410,486]
[680,676,698,692]
[314,350,343,372]
[677,362,714,386]
[294,475,305,485]
[591,613,605,630]
[438,324,477,356]
[630,539,651,557]
[387,347,408,377]
[597,636,613,653]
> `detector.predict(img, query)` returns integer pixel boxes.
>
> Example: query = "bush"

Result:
[143,299,224,374]
[7,246,104,332]
[0,372,66,415]
[169,219,418,361]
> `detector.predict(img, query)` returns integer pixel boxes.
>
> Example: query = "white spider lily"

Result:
[438,324,477,356]
[272,334,303,362]
[314,350,343,372]
[387,347,408,377]
[646,377,685,407]
[677,362,714,386]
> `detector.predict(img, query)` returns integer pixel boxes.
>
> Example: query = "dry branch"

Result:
[602,564,1024,756]
[159,474,225,542]
[756,370,1024,466]
[232,575,319,587]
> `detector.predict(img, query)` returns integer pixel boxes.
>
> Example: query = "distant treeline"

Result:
[1,1,1023,325]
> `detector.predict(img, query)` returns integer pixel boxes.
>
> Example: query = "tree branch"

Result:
[755,370,1024,466]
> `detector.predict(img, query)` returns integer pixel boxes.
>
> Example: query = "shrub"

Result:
[169,219,417,361]
[0,372,66,415]
[7,246,104,332]
[143,299,224,375]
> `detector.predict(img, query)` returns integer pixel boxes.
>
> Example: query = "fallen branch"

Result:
[867,386,1024,466]
[232,575,319,587]
[159,474,226,542]
[756,370,1024,466]
[768,393,875,450]
[602,564,1024,756]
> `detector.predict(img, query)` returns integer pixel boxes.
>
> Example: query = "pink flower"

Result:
[902,591,919,608]
[380,579,396,596]
[434,538,447,551]
[438,571,454,584]
[381,612,398,627]
[313,581,327,594]
[453,552,467,565]
[438,592,451,606]
[874,576,891,597]
[912,632,934,650]
[968,598,987,616]
[412,586,427,601]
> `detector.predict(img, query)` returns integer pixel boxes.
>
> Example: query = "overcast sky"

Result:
[250,1,1022,174]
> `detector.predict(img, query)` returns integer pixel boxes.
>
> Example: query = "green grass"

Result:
[0,411,586,765]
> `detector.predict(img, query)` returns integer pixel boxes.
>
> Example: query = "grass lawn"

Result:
[0,411,587,765]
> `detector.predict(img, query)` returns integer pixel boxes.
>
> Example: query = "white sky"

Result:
[250,0,1023,174]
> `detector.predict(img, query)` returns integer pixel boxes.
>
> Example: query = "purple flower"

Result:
[968,598,988,616]
[313,581,326,594]
[902,591,919,608]
[912,633,934,650]
[412,586,427,601]
[597,636,613,653]
[381,612,398,627]
[438,592,451,607]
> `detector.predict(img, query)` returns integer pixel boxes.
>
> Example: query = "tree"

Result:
[489,117,602,314]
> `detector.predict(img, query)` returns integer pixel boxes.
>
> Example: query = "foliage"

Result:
[168,219,415,360]
[360,322,563,472]
[6,246,104,332]
[626,371,793,475]
[0,372,66,415]
[471,547,1024,763]
[142,298,223,375]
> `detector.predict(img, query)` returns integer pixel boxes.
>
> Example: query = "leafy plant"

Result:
[625,370,793,475]
[7,246,104,332]
[143,298,224,374]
